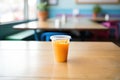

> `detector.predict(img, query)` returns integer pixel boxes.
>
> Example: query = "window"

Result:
[28,0,37,20]
[0,0,37,23]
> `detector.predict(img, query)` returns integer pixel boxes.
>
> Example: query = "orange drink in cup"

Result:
[50,35,71,62]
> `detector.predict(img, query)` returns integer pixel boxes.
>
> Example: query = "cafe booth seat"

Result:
[40,32,67,41]
[5,30,34,40]
[89,21,119,41]
[88,30,109,41]
[102,21,119,40]
[88,25,109,41]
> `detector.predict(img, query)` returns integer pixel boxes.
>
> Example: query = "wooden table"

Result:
[13,18,108,30]
[13,18,108,40]
[0,41,120,80]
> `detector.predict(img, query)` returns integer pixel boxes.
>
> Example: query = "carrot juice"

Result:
[52,40,69,62]
[50,35,71,62]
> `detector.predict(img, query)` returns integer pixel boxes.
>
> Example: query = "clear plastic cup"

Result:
[50,35,71,62]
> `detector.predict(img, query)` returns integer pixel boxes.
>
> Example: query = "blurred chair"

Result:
[40,32,67,41]
[102,21,119,41]
[90,21,119,41]
[89,30,109,41]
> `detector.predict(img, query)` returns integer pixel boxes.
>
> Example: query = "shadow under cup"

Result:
[50,35,71,62]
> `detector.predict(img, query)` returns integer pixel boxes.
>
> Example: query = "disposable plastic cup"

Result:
[50,35,71,62]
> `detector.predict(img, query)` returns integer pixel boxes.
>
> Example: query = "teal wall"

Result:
[49,0,120,17]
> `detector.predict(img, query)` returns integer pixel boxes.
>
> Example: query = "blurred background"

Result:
[0,0,120,42]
